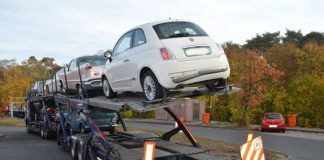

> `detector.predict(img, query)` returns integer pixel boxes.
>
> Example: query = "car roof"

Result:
[264,112,283,115]
[76,55,107,61]
[129,19,194,31]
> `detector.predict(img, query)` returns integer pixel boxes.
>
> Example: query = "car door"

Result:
[66,59,78,90]
[128,29,147,90]
[109,31,134,90]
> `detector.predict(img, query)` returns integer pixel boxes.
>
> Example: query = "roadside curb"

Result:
[126,119,324,134]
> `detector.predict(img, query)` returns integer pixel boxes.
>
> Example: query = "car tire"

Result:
[141,70,163,101]
[103,78,117,98]
[281,129,286,133]
[261,128,264,132]
[206,78,227,91]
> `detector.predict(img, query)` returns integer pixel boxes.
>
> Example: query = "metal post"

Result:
[10,102,14,118]
[117,112,127,131]
[77,59,86,98]
[63,67,69,94]
[54,72,58,93]
[50,71,54,94]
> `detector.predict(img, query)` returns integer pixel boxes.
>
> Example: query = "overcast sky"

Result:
[0,0,323,65]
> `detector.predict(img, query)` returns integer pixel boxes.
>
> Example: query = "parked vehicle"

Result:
[33,81,46,95]
[65,107,117,134]
[58,55,108,96]
[44,68,65,94]
[261,112,286,133]
[102,19,230,100]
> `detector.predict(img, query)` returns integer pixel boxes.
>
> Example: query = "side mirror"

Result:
[103,50,113,62]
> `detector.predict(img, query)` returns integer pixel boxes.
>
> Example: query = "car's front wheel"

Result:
[141,71,163,101]
[103,78,117,98]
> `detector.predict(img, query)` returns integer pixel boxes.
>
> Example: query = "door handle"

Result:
[123,59,129,62]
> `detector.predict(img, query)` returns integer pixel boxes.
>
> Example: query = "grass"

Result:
[0,117,25,127]
[119,126,289,160]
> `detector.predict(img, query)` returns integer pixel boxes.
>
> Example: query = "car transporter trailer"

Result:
[33,59,241,160]
[53,84,240,160]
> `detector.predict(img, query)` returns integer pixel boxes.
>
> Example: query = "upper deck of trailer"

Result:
[54,86,240,112]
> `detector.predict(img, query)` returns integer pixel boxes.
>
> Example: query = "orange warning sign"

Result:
[240,136,265,160]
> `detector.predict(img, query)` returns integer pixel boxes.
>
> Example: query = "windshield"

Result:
[33,81,45,90]
[79,57,108,67]
[153,21,208,39]
[265,114,282,119]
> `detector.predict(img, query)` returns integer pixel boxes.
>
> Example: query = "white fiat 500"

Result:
[102,19,230,100]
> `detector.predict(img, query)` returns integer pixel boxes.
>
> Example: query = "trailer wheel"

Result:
[70,141,77,160]
[40,126,45,139]
[26,124,32,133]
[57,124,64,146]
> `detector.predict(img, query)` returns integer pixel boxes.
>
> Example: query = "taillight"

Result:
[86,64,92,70]
[160,48,174,60]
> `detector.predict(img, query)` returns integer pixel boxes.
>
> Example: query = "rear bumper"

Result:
[171,66,228,83]
[149,55,230,89]
[261,124,286,130]
[83,79,102,90]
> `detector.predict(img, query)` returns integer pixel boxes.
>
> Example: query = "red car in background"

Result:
[261,113,286,133]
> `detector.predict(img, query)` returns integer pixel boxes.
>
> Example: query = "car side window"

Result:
[68,60,76,71]
[133,29,146,47]
[113,31,133,55]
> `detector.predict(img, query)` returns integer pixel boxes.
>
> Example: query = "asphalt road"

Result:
[126,122,324,160]
[0,125,70,160]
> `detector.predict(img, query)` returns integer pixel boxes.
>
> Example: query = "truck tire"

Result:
[57,124,64,146]
[40,126,45,139]
[70,141,78,160]
[77,141,91,160]
[26,124,32,133]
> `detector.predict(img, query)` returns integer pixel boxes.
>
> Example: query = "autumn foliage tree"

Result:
[224,43,283,126]
[0,57,57,109]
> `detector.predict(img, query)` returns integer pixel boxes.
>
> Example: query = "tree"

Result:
[282,29,303,44]
[266,43,302,84]
[224,43,284,126]
[245,32,281,54]
[299,32,324,46]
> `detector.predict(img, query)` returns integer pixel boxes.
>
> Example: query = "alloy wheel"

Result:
[143,75,156,101]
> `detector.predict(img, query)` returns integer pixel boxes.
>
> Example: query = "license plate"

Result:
[269,125,278,128]
[184,46,211,56]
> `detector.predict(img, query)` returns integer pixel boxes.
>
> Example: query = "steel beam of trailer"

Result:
[62,86,240,112]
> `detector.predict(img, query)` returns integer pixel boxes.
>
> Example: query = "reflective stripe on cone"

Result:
[240,137,265,160]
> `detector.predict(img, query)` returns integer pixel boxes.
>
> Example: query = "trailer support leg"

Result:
[117,112,127,131]
[83,132,94,160]
[162,107,200,148]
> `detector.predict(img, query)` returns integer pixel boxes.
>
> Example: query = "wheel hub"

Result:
[144,76,156,100]
[103,80,110,96]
